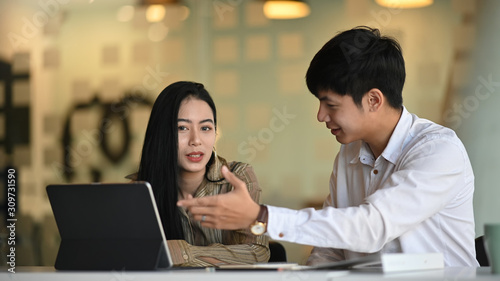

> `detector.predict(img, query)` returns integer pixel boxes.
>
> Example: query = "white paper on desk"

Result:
[381,252,444,273]
[308,252,382,270]
[217,262,299,270]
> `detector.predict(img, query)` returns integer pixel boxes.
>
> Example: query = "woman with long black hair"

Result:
[133,81,269,267]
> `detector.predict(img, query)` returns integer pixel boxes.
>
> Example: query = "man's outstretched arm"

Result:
[177,165,260,230]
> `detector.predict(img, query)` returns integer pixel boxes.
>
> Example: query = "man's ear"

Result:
[366,88,383,112]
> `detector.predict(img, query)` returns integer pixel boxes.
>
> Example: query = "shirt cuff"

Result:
[266,205,301,242]
[167,240,191,265]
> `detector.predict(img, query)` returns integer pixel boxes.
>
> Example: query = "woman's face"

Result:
[177,97,216,176]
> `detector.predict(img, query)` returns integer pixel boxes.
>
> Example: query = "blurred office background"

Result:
[1,0,499,266]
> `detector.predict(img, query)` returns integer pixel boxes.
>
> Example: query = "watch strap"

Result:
[256,204,268,224]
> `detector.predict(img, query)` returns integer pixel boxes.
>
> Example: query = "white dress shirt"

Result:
[267,107,478,267]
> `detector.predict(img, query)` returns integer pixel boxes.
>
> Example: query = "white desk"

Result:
[1,267,498,281]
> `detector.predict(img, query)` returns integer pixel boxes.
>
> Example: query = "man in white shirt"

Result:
[178,26,479,267]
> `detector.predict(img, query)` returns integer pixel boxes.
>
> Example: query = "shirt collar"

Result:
[380,106,411,164]
[205,154,229,183]
[350,106,411,165]
[192,155,230,198]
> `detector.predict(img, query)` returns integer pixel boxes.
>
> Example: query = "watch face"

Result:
[251,222,265,235]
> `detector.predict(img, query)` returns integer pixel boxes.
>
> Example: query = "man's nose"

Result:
[317,105,331,123]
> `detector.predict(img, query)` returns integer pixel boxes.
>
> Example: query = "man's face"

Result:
[316,90,370,144]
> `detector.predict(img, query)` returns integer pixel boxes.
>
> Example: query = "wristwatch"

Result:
[250,204,268,235]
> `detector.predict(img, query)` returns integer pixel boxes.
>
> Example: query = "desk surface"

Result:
[1,266,498,281]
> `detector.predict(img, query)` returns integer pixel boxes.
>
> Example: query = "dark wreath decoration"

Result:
[61,93,152,182]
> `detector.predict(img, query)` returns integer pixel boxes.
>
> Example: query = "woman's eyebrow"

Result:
[199,119,214,124]
[177,118,214,124]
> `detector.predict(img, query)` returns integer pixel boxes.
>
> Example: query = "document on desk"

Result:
[217,262,299,270]
[311,252,444,272]
[217,253,380,271]
[217,252,443,273]
[307,252,382,270]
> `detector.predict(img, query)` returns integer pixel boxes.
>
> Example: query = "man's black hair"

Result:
[306,26,405,109]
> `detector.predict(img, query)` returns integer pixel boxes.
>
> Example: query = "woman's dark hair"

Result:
[306,26,405,109]
[137,81,217,239]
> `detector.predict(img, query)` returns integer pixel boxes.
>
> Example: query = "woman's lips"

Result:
[186,152,204,162]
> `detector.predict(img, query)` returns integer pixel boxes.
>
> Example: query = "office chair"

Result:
[268,241,287,262]
[475,236,489,266]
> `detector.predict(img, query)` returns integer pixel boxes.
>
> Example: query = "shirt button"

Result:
[183,254,189,260]
[279,233,284,238]
[373,170,378,175]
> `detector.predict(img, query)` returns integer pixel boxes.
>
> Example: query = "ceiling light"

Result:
[263,0,310,20]
[375,0,433,9]
[146,4,166,22]
[141,0,190,22]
